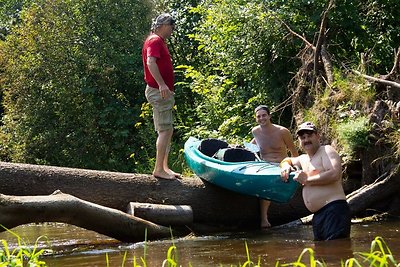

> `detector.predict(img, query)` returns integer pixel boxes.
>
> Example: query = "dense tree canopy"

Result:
[0,0,399,178]
[0,0,152,171]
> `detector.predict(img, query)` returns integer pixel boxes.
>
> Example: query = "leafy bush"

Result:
[336,116,371,157]
[0,0,152,172]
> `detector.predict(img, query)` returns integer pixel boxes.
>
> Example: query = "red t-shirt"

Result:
[142,34,174,91]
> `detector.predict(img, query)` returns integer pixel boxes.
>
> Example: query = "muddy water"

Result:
[0,221,399,266]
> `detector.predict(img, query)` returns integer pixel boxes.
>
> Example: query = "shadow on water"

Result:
[0,221,399,266]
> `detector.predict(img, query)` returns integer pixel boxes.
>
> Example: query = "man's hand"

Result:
[293,169,319,186]
[280,158,294,182]
[159,84,174,99]
[293,171,307,185]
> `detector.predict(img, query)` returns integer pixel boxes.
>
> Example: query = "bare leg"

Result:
[153,129,175,179]
[163,140,181,178]
[260,199,271,228]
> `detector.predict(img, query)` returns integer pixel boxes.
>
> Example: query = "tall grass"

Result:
[0,226,51,267]
[278,247,325,267]
[389,129,400,173]
[276,236,399,267]
[336,116,371,158]
[1,233,398,266]
[355,236,398,266]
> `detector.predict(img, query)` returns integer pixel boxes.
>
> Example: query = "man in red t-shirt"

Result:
[142,13,180,180]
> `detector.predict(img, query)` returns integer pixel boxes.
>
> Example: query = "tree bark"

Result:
[0,162,309,231]
[2,161,398,236]
[347,172,400,215]
[350,69,400,89]
[127,202,193,226]
[0,191,171,242]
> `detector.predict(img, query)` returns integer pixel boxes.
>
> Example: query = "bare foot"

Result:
[153,171,176,180]
[166,169,181,179]
[261,220,271,229]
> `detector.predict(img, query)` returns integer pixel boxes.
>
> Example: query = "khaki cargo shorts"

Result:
[145,85,175,132]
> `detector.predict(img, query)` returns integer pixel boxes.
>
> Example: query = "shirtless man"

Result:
[251,105,298,228]
[280,121,351,240]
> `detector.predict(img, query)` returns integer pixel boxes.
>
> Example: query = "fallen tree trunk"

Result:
[1,161,398,236]
[0,191,171,242]
[347,172,400,215]
[0,161,309,230]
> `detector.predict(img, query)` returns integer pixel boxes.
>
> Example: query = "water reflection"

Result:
[0,221,399,266]
[312,238,354,265]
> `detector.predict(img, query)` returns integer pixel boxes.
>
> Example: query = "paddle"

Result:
[243,142,262,161]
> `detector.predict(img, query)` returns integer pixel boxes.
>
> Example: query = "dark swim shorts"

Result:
[312,199,351,241]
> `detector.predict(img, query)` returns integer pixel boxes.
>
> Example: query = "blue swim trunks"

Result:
[312,199,351,241]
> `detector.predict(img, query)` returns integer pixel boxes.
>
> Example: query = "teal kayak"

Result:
[184,137,299,203]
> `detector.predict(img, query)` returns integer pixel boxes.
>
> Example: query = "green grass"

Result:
[1,234,398,267]
[0,227,51,267]
[276,236,399,267]
[336,116,371,159]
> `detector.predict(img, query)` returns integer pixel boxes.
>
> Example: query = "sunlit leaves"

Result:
[0,0,152,171]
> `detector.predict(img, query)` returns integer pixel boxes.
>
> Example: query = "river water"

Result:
[0,221,399,266]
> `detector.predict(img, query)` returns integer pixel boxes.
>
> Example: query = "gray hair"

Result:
[151,13,175,31]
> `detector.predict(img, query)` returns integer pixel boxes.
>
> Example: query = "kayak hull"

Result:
[184,137,299,203]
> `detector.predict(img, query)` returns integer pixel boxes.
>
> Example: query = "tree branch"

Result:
[0,191,172,242]
[382,48,400,80]
[313,0,335,76]
[275,16,315,50]
[351,69,400,89]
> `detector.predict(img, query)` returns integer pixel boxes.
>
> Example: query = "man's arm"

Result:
[250,126,258,145]
[282,128,299,157]
[280,156,301,181]
[147,56,173,99]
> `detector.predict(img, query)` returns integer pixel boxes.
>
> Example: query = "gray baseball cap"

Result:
[296,121,318,135]
[151,13,175,31]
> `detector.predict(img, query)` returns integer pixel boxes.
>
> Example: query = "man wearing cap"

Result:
[142,13,179,180]
[280,122,351,240]
[251,105,298,228]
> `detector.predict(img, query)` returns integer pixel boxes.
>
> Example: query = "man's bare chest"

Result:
[256,132,285,150]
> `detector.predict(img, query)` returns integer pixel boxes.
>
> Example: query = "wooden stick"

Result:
[127,202,193,226]
[351,69,400,89]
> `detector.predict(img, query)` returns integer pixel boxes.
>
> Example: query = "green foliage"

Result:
[355,236,399,267]
[277,236,399,267]
[336,116,371,158]
[299,69,377,158]
[0,0,152,172]
[169,0,400,147]
[388,128,400,174]
[0,0,35,40]
[279,247,325,267]
[1,231,399,267]
[1,0,400,172]
[162,244,179,267]
[0,226,50,267]
[283,0,400,74]
[130,102,158,174]
[240,241,261,267]
[332,70,376,106]
[176,0,299,141]
[390,130,400,161]
[342,1,400,73]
